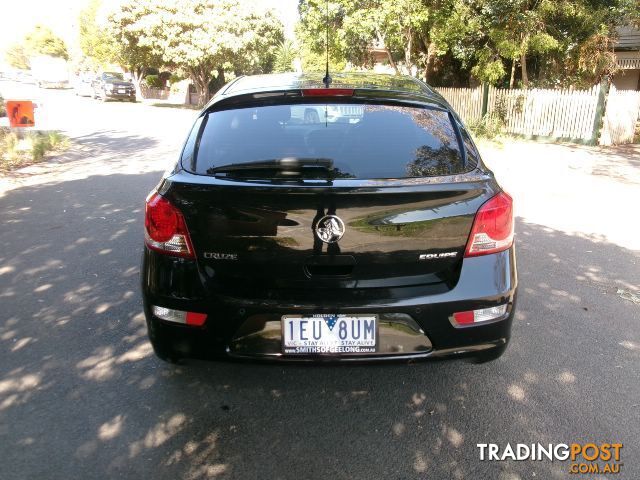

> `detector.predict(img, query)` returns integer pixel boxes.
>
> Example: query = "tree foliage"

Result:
[122,0,284,104]
[5,25,68,69]
[298,0,467,79]
[24,25,69,60]
[298,0,639,87]
[78,0,283,104]
[78,0,121,70]
[5,43,31,70]
[273,40,299,73]
[106,1,165,87]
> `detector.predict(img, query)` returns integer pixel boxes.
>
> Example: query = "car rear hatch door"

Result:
[167,99,495,293]
[167,177,494,292]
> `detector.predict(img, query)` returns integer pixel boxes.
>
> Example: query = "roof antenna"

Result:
[322,0,332,88]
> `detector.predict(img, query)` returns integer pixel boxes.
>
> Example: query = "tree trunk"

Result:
[211,67,226,96]
[423,42,436,83]
[405,28,413,75]
[385,47,400,75]
[131,66,146,99]
[190,65,214,106]
[520,52,528,88]
[191,71,208,106]
[520,33,529,89]
[509,58,516,89]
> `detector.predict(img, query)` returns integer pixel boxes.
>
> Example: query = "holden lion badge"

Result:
[315,215,345,244]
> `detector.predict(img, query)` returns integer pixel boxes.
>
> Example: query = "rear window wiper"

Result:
[206,157,334,176]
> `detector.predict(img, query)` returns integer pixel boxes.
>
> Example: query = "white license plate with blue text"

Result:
[282,314,377,355]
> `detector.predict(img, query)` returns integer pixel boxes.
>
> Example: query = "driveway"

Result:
[1,84,639,479]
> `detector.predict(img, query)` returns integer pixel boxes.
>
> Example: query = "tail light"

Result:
[144,192,194,258]
[465,192,514,257]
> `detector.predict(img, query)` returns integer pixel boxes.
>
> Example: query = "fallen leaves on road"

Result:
[617,288,640,305]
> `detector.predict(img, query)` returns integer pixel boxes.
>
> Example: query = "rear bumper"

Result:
[104,91,135,99]
[141,246,517,362]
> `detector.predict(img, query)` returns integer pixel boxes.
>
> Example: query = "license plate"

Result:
[118,89,126,93]
[282,314,377,355]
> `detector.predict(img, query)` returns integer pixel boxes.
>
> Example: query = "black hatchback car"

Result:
[91,72,136,102]
[142,73,516,363]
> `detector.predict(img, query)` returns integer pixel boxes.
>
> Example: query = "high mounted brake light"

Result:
[465,192,514,257]
[301,88,354,97]
[144,192,195,258]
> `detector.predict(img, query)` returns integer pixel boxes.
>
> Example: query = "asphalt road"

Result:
[1,84,639,480]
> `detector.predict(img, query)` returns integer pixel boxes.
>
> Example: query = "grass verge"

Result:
[0,128,70,171]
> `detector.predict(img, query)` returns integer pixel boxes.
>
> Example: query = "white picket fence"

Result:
[435,84,640,145]
[436,86,484,125]
[600,86,640,145]
[488,86,600,141]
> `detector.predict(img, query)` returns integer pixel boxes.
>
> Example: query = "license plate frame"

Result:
[281,314,378,355]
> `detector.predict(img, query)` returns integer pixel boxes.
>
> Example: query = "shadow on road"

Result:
[0,170,638,479]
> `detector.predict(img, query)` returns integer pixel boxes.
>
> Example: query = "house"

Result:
[613,25,640,91]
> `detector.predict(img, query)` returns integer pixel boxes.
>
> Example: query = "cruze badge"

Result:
[204,252,238,260]
[315,215,345,244]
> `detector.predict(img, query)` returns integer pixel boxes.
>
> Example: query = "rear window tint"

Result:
[188,104,469,179]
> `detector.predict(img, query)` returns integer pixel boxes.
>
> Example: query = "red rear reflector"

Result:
[465,192,514,257]
[185,312,207,326]
[152,306,207,327]
[144,192,194,258]
[453,311,475,325]
[302,88,354,97]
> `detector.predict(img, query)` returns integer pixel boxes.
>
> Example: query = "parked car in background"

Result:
[141,72,517,365]
[15,70,36,84]
[73,73,94,97]
[91,72,136,102]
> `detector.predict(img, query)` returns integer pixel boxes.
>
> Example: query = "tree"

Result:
[5,43,30,70]
[24,25,69,60]
[297,0,637,88]
[106,1,165,92]
[138,0,284,105]
[78,0,120,70]
[273,41,298,73]
[446,0,638,87]
[297,0,458,81]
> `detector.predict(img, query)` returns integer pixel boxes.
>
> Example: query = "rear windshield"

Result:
[188,103,470,179]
